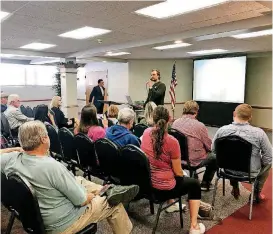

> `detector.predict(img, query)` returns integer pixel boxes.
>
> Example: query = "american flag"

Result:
[169,62,177,110]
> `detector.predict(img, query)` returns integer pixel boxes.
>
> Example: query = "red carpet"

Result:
[208,170,272,234]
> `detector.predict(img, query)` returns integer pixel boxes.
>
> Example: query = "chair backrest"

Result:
[133,124,148,138]
[1,172,11,209]
[58,127,79,163]
[94,138,121,178]
[26,106,34,118]
[74,133,98,170]
[120,145,152,198]
[168,128,190,164]
[20,105,27,115]
[1,113,12,139]
[215,135,252,176]
[45,122,63,156]
[7,173,46,234]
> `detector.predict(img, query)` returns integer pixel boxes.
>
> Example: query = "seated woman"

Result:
[50,96,74,129]
[107,105,119,126]
[139,101,157,126]
[74,104,108,141]
[34,104,57,128]
[141,106,205,234]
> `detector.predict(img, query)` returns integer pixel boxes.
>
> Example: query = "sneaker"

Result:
[189,223,206,234]
[106,185,139,206]
[165,202,187,213]
[231,187,240,200]
[200,183,214,191]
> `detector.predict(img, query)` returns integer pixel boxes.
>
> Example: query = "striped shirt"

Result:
[172,115,212,166]
[141,127,180,190]
[4,106,33,130]
[212,122,272,176]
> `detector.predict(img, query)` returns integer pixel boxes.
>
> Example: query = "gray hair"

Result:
[18,121,48,151]
[7,94,19,105]
[118,108,135,124]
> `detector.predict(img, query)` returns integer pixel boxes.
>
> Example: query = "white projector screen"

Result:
[193,56,246,103]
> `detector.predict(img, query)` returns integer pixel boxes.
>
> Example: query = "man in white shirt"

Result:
[4,94,33,133]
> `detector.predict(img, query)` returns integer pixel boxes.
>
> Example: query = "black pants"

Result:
[153,176,201,200]
[197,153,217,184]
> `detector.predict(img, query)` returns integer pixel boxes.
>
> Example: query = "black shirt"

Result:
[145,81,166,106]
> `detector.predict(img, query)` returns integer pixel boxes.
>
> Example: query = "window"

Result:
[1,63,57,86]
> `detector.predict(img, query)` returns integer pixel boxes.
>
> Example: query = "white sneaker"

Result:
[165,202,186,213]
[189,223,206,234]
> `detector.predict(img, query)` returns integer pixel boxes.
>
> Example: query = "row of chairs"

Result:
[45,123,184,233]
[1,172,97,234]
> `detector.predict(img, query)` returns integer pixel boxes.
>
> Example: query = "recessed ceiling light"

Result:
[59,26,111,39]
[20,43,56,50]
[0,11,10,21]
[174,40,182,44]
[231,29,273,39]
[187,49,228,55]
[105,52,131,56]
[135,0,229,19]
[153,43,191,50]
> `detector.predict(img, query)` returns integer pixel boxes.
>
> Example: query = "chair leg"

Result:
[149,200,155,215]
[212,177,219,207]
[6,211,15,234]
[152,203,163,234]
[178,197,183,228]
[249,183,255,220]
[222,177,225,196]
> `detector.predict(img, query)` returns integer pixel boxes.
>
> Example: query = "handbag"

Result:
[198,201,223,224]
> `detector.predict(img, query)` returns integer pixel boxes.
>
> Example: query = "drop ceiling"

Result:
[1,0,272,62]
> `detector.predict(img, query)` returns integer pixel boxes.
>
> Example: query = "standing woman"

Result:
[141,106,205,234]
[50,96,74,129]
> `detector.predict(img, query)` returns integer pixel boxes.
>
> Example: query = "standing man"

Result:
[1,93,8,113]
[145,69,166,106]
[89,79,105,114]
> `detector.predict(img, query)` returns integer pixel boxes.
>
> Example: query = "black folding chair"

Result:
[25,106,34,118]
[120,145,184,234]
[169,128,205,178]
[94,138,122,184]
[1,113,17,146]
[58,127,80,175]
[20,105,27,115]
[45,122,63,161]
[6,173,97,234]
[211,135,256,220]
[74,133,105,181]
[133,123,148,138]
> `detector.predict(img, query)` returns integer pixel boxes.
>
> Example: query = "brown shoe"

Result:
[231,187,240,200]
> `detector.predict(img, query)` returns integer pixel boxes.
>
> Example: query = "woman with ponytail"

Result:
[141,106,205,234]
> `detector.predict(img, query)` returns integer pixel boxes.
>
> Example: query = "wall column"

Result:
[59,59,78,118]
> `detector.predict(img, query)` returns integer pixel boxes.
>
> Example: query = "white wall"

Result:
[83,61,129,101]
[1,86,55,108]
[128,59,193,103]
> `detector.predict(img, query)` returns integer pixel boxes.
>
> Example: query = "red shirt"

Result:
[141,128,180,190]
[172,115,212,166]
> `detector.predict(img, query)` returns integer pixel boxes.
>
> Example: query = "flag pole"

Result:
[172,60,176,121]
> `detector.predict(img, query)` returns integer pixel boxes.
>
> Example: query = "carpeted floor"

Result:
[1,174,251,234]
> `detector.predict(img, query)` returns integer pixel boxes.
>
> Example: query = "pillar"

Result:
[59,58,78,118]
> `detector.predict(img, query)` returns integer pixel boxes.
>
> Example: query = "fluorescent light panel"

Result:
[135,0,229,19]
[105,52,131,56]
[20,43,56,50]
[231,29,273,39]
[0,11,10,21]
[59,26,111,39]
[188,49,228,55]
[153,43,191,50]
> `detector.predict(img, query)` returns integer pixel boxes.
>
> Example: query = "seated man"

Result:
[1,92,8,113]
[212,104,272,202]
[172,100,217,191]
[4,94,33,134]
[1,121,139,234]
[106,108,140,147]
